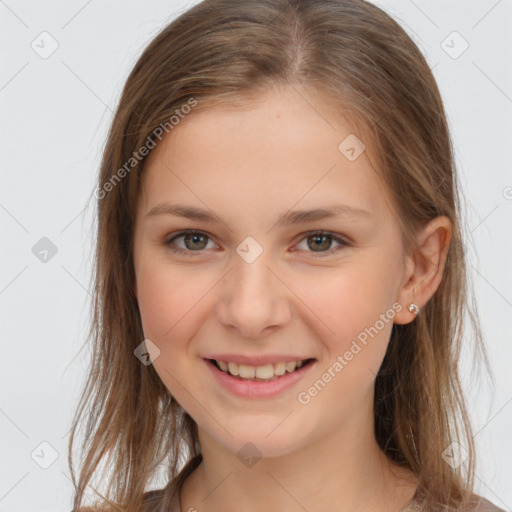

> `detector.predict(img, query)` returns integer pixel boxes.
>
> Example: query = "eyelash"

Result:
[163,229,350,257]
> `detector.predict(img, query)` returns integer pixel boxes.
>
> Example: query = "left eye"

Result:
[294,232,348,254]
[164,230,349,256]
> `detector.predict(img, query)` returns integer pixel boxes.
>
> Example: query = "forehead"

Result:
[138,86,392,221]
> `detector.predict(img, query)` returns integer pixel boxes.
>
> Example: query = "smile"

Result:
[204,357,317,399]
[211,358,315,382]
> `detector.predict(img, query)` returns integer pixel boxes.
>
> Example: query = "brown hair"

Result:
[68,1,491,510]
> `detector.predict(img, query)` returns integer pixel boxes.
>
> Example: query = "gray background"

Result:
[0,0,511,510]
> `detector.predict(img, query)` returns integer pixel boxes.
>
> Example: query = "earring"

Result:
[408,303,420,316]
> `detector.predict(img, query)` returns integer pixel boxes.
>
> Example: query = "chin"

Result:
[204,418,309,461]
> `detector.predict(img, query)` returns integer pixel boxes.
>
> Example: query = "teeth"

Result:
[228,362,239,376]
[215,359,310,380]
[238,364,256,379]
[255,364,274,379]
[286,361,296,373]
[274,362,286,376]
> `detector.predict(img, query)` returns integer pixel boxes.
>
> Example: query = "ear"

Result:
[394,216,452,325]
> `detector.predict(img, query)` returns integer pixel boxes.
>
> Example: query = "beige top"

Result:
[141,454,505,512]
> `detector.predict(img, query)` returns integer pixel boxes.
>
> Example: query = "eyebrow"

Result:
[145,202,372,227]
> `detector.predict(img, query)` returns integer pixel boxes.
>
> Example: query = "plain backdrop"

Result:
[0,1,511,510]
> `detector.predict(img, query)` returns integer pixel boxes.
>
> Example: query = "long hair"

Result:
[68,1,490,510]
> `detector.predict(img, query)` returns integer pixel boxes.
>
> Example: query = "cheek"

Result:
[292,267,396,425]
[292,258,398,352]
[134,258,227,390]
[136,270,178,341]
[135,262,210,402]
[136,256,210,338]
[135,268,195,374]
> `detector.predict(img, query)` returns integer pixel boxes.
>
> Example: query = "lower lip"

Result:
[204,358,316,399]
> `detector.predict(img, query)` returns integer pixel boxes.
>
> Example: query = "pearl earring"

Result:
[408,303,420,316]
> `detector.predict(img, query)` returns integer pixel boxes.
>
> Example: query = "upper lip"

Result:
[204,354,315,366]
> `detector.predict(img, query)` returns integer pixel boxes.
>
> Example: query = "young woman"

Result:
[68,1,505,511]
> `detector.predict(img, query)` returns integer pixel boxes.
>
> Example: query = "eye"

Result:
[164,230,218,255]
[163,229,350,256]
[294,231,349,256]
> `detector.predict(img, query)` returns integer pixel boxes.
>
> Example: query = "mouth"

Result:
[206,357,316,382]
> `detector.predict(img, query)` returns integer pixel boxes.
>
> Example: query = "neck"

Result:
[180,393,418,512]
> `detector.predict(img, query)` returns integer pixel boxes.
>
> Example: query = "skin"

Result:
[132,84,452,512]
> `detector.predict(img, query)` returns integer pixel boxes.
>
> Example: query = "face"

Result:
[132,85,412,458]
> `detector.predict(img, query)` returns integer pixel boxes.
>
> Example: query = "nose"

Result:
[215,252,293,339]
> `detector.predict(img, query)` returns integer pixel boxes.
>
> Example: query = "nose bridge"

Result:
[233,250,274,299]
[216,246,291,338]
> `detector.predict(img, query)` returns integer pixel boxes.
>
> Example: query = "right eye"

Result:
[164,230,219,255]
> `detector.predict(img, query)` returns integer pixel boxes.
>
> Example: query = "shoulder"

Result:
[71,506,125,512]
[467,494,507,512]
[72,506,129,512]
[405,488,507,512]
[70,489,166,512]
[72,507,109,512]
[69,484,176,512]
[72,453,202,512]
